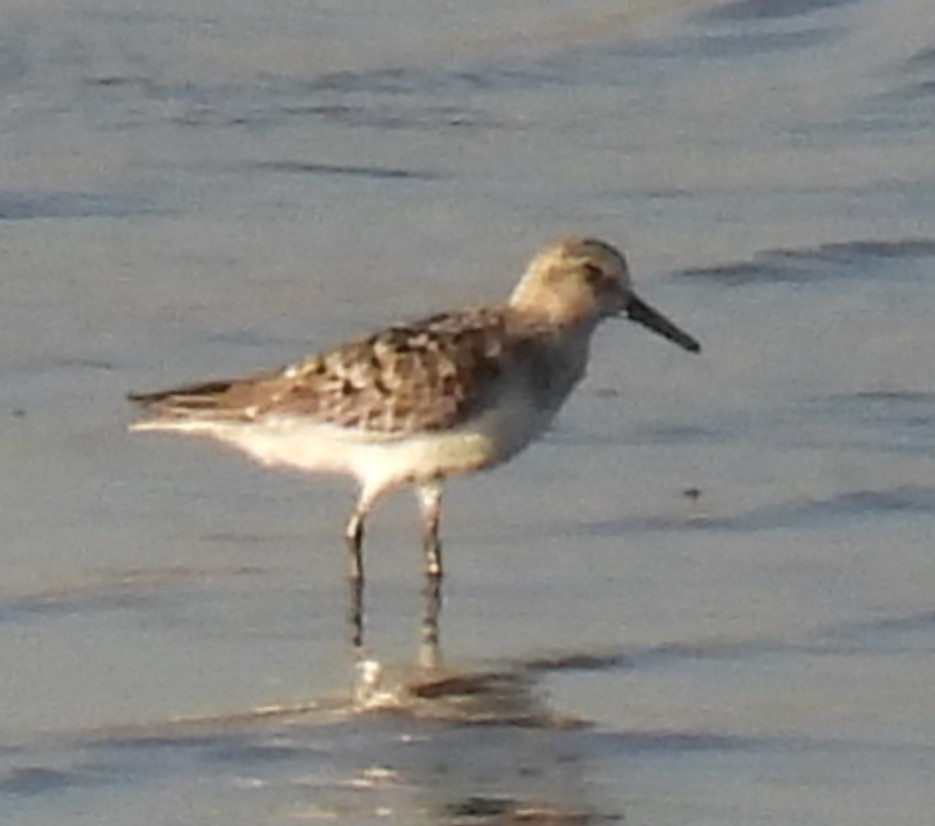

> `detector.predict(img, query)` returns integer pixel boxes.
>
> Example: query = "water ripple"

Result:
[252,160,439,181]
[702,0,861,23]
[678,238,935,284]
[0,190,150,221]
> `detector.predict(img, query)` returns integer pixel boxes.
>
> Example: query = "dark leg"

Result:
[419,570,443,669]
[348,575,364,653]
[416,480,444,579]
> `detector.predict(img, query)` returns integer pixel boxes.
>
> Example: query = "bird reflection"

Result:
[418,573,443,670]
[339,553,618,821]
[346,568,581,728]
[349,570,443,670]
[72,564,617,825]
[349,569,447,708]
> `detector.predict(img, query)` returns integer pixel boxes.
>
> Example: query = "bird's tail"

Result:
[127,372,275,428]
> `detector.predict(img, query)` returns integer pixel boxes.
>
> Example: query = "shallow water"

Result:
[2,0,935,823]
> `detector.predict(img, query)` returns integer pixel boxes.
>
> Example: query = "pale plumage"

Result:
[129,236,700,581]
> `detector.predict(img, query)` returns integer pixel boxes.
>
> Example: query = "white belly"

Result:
[134,387,558,497]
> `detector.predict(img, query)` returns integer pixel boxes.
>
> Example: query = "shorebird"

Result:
[129,236,700,583]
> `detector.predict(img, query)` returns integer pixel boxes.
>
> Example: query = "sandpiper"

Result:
[129,236,700,582]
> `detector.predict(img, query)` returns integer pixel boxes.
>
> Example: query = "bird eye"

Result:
[583,263,604,285]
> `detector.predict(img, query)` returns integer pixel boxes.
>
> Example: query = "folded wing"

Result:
[129,308,514,435]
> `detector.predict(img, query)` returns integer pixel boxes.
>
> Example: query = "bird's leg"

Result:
[419,568,443,669]
[416,480,444,580]
[344,490,377,657]
[344,498,369,582]
[344,515,363,583]
[348,575,364,653]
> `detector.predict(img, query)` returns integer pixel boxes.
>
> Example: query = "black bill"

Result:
[626,294,701,353]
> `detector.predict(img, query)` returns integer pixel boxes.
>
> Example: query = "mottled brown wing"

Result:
[263,308,513,433]
[129,307,515,434]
